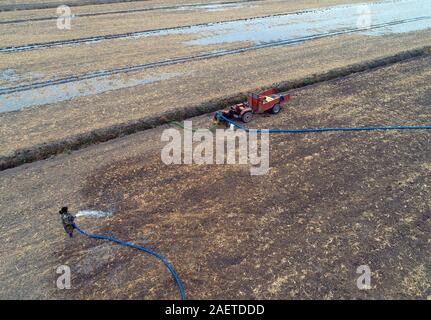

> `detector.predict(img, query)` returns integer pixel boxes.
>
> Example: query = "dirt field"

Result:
[1,56,429,299]
[0,0,372,45]
[0,0,429,300]
[3,0,431,164]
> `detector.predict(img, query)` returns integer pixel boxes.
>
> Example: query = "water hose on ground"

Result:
[170,120,219,132]
[215,111,431,133]
[73,223,185,300]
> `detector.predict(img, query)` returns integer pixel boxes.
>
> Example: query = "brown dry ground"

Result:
[1,0,429,160]
[0,56,430,299]
[0,0,201,9]
[0,0,381,83]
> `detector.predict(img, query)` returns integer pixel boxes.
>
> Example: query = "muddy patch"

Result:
[0,72,181,112]
[75,244,118,275]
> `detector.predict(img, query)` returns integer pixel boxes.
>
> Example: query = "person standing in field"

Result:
[59,207,75,238]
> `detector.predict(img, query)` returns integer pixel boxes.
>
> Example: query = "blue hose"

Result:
[215,111,431,133]
[71,113,431,300]
[73,223,185,300]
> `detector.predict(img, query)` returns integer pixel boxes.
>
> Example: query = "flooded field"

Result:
[0,0,430,112]
[0,72,179,112]
[184,0,431,45]
[1,55,430,299]
[76,210,114,218]
[3,0,430,52]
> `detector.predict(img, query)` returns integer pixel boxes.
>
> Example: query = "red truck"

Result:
[219,88,290,123]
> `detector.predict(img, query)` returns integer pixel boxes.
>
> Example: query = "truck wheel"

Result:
[270,104,281,114]
[241,112,253,123]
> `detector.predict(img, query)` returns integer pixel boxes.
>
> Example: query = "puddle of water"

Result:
[0,72,180,112]
[76,210,113,218]
[15,0,426,52]
[127,0,430,45]
[171,2,252,12]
